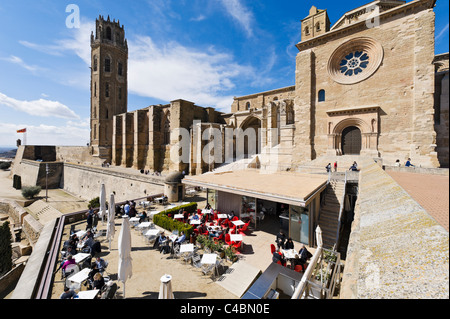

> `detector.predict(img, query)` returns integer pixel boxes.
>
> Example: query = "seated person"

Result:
[272,248,286,266]
[80,229,94,242]
[60,287,78,299]
[174,231,186,247]
[197,223,208,235]
[284,237,294,250]
[191,212,200,220]
[394,159,401,167]
[62,244,77,259]
[298,244,313,264]
[405,158,415,167]
[138,210,147,223]
[92,272,105,291]
[291,254,306,270]
[208,227,222,240]
[60,255,76,278]
[275,230,286,249]
[95,256,108,273]
[153,232,167,250]
[87,262,100,289]
[227,211,236,220]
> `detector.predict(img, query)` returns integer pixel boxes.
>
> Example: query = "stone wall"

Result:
[341,158,449,298]
[61,163,164,203]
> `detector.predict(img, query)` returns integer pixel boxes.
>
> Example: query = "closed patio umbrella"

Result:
[118,215,133,298]
[159,274,174,299]
[107,193,116,251]
[99,184,106,224]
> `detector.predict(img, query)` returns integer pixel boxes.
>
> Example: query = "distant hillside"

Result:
[0,147,17,159]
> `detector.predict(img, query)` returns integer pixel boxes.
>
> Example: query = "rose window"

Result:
[327,37,383,84]
[339,51,369,76]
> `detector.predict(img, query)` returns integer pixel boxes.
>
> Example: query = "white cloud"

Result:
[20,18,94,66]
[218,0,254,37]
[1,55,43,73]
[0,122,89,146]
[128,36,254,111]
[0,92,80,120]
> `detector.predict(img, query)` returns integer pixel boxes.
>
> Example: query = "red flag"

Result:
[17,128,26,133]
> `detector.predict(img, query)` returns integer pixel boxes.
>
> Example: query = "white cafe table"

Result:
[136,221,152,229]
[76,289,99,299]
[229,234,243,242]
[169,234,178,242]
[232,220,245,227]
[190,219,201,225]
[202,209,213,215]
[73,253,91,265]
[201,253,217,264]
[174,214,184,219]
[217,214,228,219]
[129,217,140,223]
[68,268,90,284]
[145,229,160,237]
[179,243,194,253]
[282,249,298,259]
[74,230,86,238]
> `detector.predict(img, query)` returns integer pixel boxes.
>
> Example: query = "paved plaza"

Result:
[386,171,449,232]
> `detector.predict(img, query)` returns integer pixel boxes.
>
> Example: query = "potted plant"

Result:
[196,235,207,249]
[224,246,238,263]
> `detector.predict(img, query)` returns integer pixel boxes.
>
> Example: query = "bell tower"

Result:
[301,6,330,42]
[90,15,128,160]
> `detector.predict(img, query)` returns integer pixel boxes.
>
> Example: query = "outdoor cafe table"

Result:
[144,229,160,237]
[281,249,298,260]
[201,253,219,279]
[67,268,90,285]
[229,234,243,243]
[179,243,194,253]
[232,220,245,232]
[217,214,228,219]
[73,253,91,265]
[136,221,152,229]
[174,214,184,219]
[74,230,86,239]
[190,219,201,225]
[202,209,213,215]
[76,289,99,299]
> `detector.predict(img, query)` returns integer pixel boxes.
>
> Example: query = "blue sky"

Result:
[0,0,448,147]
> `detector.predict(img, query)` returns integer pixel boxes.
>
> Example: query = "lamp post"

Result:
[45,163,49,202]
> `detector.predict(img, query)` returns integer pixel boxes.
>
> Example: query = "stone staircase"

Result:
[317,180,346,249]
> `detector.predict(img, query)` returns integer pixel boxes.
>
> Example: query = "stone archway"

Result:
[238,116,262,158]
[327,114,379,157]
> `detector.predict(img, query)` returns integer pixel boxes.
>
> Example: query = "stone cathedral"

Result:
[89,0,449,175]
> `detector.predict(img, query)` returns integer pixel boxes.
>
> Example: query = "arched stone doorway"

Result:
[238,116,262,158]
[341,126,362,155]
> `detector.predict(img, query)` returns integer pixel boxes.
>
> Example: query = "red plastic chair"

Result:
[294,264,304,272]
[270,244,276,254]
[238,221,250,234]
[213,233,224,242]
[232,216,238,221]
[225,233,232,246]
[232,241,242,250]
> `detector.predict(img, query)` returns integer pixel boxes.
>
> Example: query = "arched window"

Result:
[105,57,111,72]
[106,27,112,40]
[93,55,98,72]
[316,22,321,32]
[246,102,251,110]
[318,89,325,102]
[304,26,310,35]
[163,112,171,145]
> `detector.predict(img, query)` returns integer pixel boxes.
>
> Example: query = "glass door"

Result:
[290,205,309,245]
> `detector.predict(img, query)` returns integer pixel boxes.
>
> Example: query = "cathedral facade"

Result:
[89,0,449,174]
